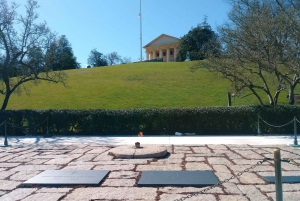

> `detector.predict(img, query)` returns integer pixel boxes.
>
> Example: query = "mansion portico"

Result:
[143,34,180,62]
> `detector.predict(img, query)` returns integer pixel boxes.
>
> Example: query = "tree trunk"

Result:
[289,84,295,105]
[1,80,11,111]
[1,92,11,111]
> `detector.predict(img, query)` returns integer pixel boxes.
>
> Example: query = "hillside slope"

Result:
[2,61,293,109]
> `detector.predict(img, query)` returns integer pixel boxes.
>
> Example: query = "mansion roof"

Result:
[143,34,180,49]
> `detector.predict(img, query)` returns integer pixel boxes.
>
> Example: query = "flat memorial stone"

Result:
[138,170,219,187]
[23,170,109,186]
[263,176,300,183]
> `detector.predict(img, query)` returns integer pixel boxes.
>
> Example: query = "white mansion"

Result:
[143,34,180,62]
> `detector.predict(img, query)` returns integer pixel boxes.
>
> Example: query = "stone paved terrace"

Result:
[0,136,300,200]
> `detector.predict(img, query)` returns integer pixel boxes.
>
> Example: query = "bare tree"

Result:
[193,0,300,105]
[0,0,66,110]
[106,52,121,66]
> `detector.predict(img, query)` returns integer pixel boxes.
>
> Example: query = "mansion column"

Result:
[159,50,163,58]
[167,49,170,62]
[153,51,156,59]
[174,48,177,60]
[145,52,148,60]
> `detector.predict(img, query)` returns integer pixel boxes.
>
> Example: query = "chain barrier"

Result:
[259,116,294,128]
[289,159,300,168]
[174,157,300,201]
[174,158,268,201]
[296,118,300,124]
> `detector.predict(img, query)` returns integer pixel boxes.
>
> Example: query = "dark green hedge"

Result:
[0,105,299,136]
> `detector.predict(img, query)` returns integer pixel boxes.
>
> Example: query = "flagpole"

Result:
[140,0,142,62]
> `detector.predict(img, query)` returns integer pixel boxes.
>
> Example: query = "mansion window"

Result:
[163,52,166,56]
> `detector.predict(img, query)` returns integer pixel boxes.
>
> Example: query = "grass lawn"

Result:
[1,61,295,110]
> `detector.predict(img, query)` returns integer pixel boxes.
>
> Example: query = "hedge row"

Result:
[0,105,299,136]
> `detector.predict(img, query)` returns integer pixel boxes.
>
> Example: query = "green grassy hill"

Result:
[2,61,295,110]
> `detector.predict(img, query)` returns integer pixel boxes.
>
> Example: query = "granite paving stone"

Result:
[185,156,205,162]
[159,186,223,194]
[208,157,233,165]
[222,183,243,194]
[94,164,135,171]
[160,194,216,201]
[188,153,225,157]
[232,159,262,165]
[226,153,243,159]
[167,153,184,159]
[102,178,136,186]
[86,147,110,154]
[62,187,157,201]
[185,162,212,170]
[219,195,249,201]
[208,144,228,149]
[0,188,37,201]
[237,185,269,201]
[192,147,212,153]
[0,163,21,168]
[212,164,231,173]
[213,149,234,154]
[10,165,61,171]
[108,171,139,179]
[22,192,66,201]
[74,154,97,162]
[256,183,300,192]
[27,159,51,165]
[214,172,239,183]
[235,150,264,159]
[154,158,182,164]
[36,188,72,193]
[61,164,95,170]
[0,180,22,190]
[267,192,300,201]
[136,164,182,171]
[229,164,274,172]
[92,151,114,161]
[0,170,17,180]
[9,170,42,181]
[238,172,265,184]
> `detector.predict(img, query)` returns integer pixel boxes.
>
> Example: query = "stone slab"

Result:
[23,170,109,186]
[263,176,300,183]
[108,145,168,159]
[138,170,219,187]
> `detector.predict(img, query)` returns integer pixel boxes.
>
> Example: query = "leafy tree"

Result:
[0,0,66,110]
[45,35,80,70]
[121,57,132,64]
[177,18,220,61]
[192,0,300,105]
[106,51,121,66]
[87,48,107,67]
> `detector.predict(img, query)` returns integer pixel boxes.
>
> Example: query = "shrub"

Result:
[0,105,299,136]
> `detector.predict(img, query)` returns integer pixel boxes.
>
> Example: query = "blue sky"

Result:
[16,0,231,67]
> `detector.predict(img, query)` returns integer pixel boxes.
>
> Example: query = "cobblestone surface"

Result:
[0,144,299,200]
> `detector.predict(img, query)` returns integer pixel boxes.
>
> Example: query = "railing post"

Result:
[294,116,298,145]
[290,116,300,147]
[257,115,261,135]
[46,117,49,136]
[4,121,8,147]
[274,149,283,201]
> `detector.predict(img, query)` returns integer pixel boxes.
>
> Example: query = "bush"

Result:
[0,105,299,136]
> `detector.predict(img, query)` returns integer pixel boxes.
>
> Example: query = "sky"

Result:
[15,0,232,68]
